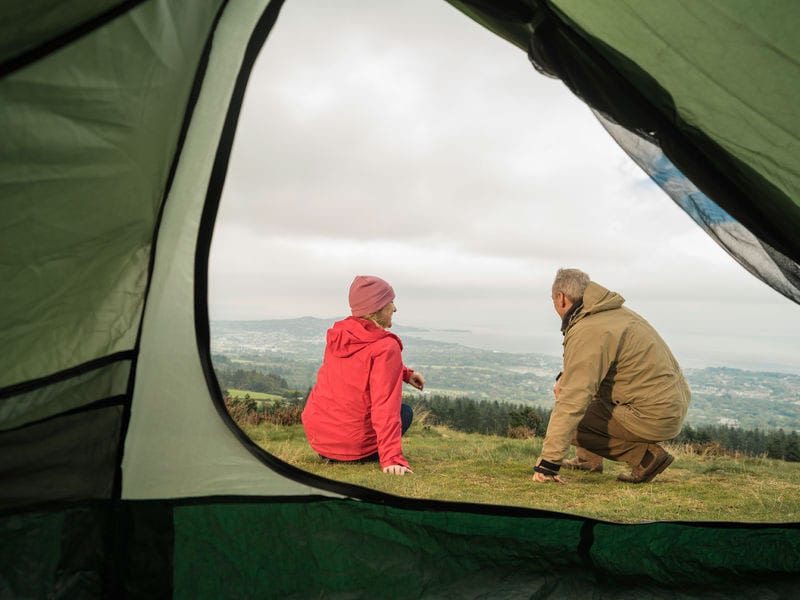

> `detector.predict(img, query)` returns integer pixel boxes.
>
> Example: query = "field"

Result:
[240,421,800,524]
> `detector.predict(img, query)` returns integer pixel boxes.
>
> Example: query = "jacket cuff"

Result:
[535,458,561,474]
[402,367,413,383]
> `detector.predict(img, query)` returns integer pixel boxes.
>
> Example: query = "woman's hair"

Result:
[360,302,393,329]
[552,268,590,302]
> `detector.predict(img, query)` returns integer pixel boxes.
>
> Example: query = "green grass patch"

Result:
[240,422,800,524]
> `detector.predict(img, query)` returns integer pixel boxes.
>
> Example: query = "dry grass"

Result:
[241,422,800,523]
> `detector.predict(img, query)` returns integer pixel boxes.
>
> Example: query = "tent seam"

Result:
[0,395,127,434]
[0,351,135,401]
[0,0,150,79]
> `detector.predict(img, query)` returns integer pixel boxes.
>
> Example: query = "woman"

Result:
[301,275,425,475]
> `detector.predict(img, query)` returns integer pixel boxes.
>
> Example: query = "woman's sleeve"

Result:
[369,341,408,468]
[402,366,413,383]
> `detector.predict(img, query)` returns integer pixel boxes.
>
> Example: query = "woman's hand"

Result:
[383,464,413,475]
[408,372,425,391]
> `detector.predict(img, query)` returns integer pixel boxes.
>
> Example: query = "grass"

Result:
[240,421,800,524]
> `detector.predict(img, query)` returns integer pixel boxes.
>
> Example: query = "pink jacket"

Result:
[301,317,412,468]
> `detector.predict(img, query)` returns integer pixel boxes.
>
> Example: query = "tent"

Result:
[2,0,799,597]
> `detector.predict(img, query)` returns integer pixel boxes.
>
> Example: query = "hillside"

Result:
[211,318,800,431]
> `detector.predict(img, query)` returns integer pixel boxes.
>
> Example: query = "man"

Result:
[532,268,690,484]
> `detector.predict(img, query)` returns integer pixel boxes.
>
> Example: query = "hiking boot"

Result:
[562,457,603,473]
[617,445,674,483]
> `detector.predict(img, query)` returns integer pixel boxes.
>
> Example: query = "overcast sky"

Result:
[208,0,800,373]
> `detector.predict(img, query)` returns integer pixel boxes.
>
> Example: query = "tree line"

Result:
[218,368,800,463]
[216,366,295,397]
[410,395,800,462]
[676,423,800,462]
[406,394,550,439]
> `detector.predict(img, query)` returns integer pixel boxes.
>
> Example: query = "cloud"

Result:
[209,0,800,372]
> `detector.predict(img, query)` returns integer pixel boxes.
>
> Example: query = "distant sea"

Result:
[395,324,800,375]
[393,324,560,358]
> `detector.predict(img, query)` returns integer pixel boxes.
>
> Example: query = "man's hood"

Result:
[327,316,402,358]
[582,281,625,314]
[565,281,625,331]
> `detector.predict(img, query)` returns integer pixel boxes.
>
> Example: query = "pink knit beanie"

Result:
[348,275,395,317]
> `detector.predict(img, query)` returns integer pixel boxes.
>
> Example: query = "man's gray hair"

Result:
[552,268,590,303]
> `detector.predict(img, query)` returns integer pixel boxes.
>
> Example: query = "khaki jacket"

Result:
[537,282,691,466]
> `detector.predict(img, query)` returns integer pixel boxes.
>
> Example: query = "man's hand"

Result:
[408,372,425,391]
[383,464,413,475]
[553,379,562,399]
[532,471,565,484]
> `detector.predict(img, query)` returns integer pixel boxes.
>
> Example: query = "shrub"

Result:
[223,395,304,428]
[507,425,536,439]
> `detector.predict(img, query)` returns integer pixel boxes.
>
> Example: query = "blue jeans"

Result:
[400,402,414,435]
[320,403,414,463]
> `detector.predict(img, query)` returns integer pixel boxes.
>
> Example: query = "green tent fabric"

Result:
[1,1,799,597]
